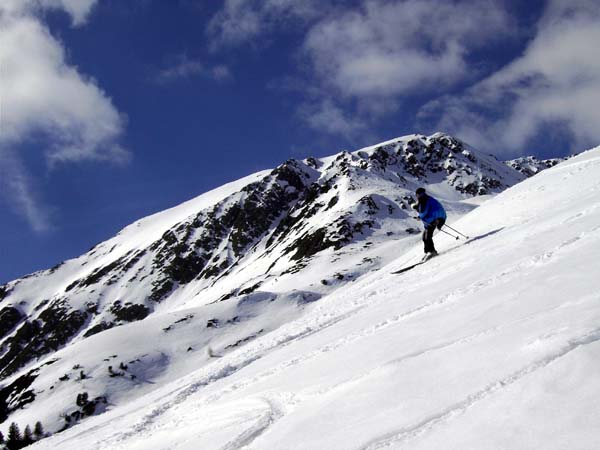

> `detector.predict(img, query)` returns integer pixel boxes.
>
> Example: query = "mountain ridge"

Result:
[0,132,529,440]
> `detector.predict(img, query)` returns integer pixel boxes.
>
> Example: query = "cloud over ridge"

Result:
[0,0,128,231]
[419,0,600,155]
[207,0,514,137]
[208,0,600,155]
[301,0,511,98]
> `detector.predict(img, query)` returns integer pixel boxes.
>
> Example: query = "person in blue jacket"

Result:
[412,187,447,260]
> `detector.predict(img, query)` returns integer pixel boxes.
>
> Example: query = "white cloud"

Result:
[0,149,53,233]
[207,0,323,50]
[0,0,97,26]
[1,15,129,165]
[38,0,97,26]
[154,54,232,84]
[298,99,368,137]
[0,0,128,231]
[207,0,512,136]
[211,65,233,82]
[302,0,511,99]
[419,0,600,155]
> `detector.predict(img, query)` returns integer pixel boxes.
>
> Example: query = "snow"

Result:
[22,146,600,449]
[5,132,508,441]
[113,170,273,249]
[0,170,270,320]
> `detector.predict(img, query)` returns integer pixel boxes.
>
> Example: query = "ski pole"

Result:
[437,227,459,240]
[415,218,460,240]
[443,223,469,239]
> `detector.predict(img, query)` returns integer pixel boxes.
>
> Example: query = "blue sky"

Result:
[1,0,599,283]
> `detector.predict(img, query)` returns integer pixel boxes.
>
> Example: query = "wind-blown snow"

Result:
[27,148,600,449]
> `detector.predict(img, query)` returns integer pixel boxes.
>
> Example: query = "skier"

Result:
[412,187,447,261]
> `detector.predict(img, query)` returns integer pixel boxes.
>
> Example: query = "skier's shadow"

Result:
[463,227,504,245]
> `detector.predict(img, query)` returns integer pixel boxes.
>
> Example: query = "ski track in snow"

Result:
[105,225,597,449]
[101,305,368,446]
[212,222,600,448]
[359,328,600,450]
[233,297,594,449]
[218,398,284,450]
[96,218,600,449]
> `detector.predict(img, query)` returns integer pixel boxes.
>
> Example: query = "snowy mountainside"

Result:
[505,155,569,177]
[0,133,524,437]
[27,144,600,450]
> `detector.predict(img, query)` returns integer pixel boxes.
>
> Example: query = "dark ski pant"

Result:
[422,218,445,253]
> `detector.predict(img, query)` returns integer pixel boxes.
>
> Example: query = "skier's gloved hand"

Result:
[436,219,444,230]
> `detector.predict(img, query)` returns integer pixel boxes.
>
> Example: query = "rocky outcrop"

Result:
[505,156,569,177]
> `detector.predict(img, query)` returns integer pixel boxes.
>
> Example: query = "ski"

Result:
[391,261,427,274]
[391,252,439,274]
[390,228,503,275]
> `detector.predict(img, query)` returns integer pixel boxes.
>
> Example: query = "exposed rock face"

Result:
[505,155,569,177]
[0,307,23,340]
[145,159,319,301]
[0,301,88,378]
[358,133,515,195]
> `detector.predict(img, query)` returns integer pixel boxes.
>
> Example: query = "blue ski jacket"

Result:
[418,195,447,225]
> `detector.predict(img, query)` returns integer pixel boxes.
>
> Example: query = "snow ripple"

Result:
[359,328,600,450]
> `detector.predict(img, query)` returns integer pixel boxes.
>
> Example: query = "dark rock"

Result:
[62,393,108,430]
[83,321,115,338]
[326,195,339,210]
[0,285,10,301]
[0,307,23,340]
[0,302,88,379]
[238,282,261,296]
[206,319,220,328]
[109,302,150,322]
[149,279,174,302]
[224,329,264,349]
[286,228,337,261]
[174,314,194,324]
[0,368,39,422]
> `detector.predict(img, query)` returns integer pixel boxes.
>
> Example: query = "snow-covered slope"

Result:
[24,145,600,450]
[0,132,526,440]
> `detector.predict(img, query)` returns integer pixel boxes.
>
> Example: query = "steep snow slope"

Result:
[27,147,600,449]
